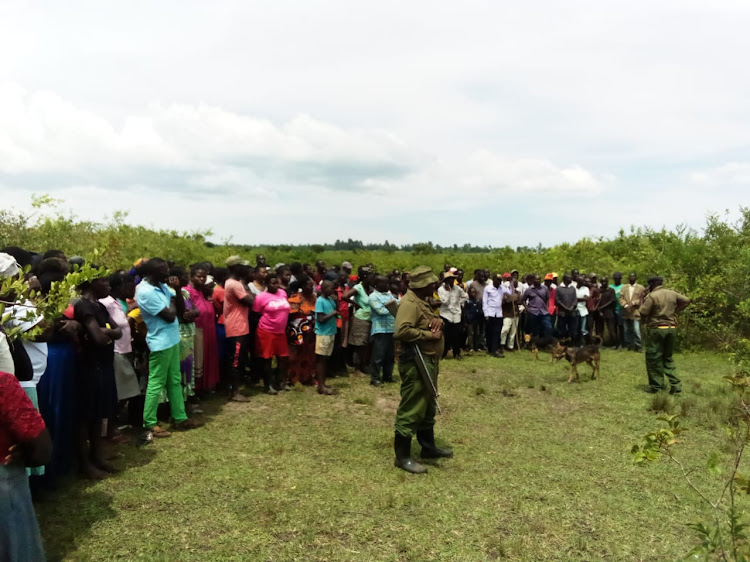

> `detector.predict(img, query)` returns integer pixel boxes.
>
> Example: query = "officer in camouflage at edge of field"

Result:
[393,266,453,474]
[639,276,691,394]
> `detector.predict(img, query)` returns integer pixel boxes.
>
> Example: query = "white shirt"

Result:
[576,286,590,317]
[437,284,468,323]
[8,300,48,388]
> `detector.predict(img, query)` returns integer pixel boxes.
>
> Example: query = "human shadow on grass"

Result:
[38,488,117,562]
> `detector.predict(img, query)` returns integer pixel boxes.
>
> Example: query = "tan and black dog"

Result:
[524,334,566,362]
[552,336,603,382]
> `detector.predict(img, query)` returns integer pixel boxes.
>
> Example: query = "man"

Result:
[596,275,618,347]
[555,274,578,341]
[483,274,509,357]
[455,269,467,291]
[500,273,521,351]
[393,266,451,474]
[255,254,267,267]
[640,276,690,394]
[136,258,203,444]
[620,273,646,351]
[611,272,625,348]
[522,275,552,337]
[223,255,258,399]
[437,270,468,360]
[341,261,353,276]
[575,277,591,345]
[467,269,488,349]
[571,269,580,288]
[369,275,398,386]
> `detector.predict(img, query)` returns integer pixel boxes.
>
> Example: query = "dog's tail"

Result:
[591,335,603,347]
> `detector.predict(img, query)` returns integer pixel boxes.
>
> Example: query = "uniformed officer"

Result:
[639,276,691,394]
[392,266,453,474]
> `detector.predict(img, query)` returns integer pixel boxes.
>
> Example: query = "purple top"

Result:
[523,285,549,316]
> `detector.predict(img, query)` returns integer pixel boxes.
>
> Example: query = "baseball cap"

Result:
[544,273,554,281]
[502,272,511,279]
[342,261,353,269]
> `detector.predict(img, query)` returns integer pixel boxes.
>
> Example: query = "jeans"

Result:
[527,314,552,338]
[370,333,395,383]
[143,343,187,429]
[500,317,518,349]
[578,313,589,337]
[485,317,503,354]
[624,319,642,349]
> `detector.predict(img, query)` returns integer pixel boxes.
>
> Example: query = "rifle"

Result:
[412,344,442,414]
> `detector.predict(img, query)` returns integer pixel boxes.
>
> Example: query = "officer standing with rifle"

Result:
[393,266,453,474]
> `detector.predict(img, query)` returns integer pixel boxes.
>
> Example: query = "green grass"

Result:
[37,349,746,561]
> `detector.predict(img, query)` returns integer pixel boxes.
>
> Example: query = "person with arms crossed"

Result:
[639,276,691,394]
[392,266,452,474]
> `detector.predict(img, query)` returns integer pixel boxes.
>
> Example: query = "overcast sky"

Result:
[2,1,749,247]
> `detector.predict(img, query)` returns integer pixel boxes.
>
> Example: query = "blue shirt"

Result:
[314,296,338,336]
[369,290,398,335]
[135,280,180,352]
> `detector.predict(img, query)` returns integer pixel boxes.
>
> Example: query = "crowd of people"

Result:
[0,244,680,558]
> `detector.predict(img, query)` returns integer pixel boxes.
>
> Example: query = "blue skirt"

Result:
[36,342,77,480]
[0,464,46,562]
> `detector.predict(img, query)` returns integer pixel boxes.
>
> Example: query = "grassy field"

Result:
[36,348,746,561]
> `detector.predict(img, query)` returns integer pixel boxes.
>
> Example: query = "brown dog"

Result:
[554,336,602,382]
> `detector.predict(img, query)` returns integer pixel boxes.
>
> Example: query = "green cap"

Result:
[409,266,438,289]
[226,255,250,267]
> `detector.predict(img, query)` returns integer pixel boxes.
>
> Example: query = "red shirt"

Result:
[0,371,46,460]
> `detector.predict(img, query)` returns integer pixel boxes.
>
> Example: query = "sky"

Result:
[1,1,750,248]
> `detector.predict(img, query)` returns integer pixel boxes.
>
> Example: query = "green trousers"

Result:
[645,327,681,392]
[394,357,438,438]
[143,343,188,429]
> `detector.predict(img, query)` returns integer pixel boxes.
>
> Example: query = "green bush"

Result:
[3,196,750,351]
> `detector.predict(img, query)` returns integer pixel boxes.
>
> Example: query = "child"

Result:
[314,280,339,395]
[463,286,483,353]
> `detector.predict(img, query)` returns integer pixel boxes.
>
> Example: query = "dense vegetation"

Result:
[3,196,750,351]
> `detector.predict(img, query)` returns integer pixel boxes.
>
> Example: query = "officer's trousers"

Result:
[394,357,438,439]
[645,327,680,391]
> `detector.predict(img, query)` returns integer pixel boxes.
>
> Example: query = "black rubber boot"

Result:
[394,433,428,474]
[417,428,454,459]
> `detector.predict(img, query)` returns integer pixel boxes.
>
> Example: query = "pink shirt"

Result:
[253,291,291,334]
[224,279,250,338]
[99,295,132,354]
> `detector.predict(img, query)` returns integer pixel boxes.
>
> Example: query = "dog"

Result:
[524,334,565,362]
[554,336,603,383]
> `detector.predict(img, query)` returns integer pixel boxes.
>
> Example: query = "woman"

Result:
[287,275,317,385]
[252,273,291,394]
[187,264,220,393]
[0,370,52,561]
[249,265,267,296]
[171,267,199,404]
[73,273,122,479]
[100,274,141,410]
